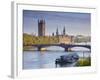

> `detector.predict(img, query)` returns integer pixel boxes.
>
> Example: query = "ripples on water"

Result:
[23,46,91,69]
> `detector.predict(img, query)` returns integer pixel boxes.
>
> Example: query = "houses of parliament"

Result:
[38,19,73,44]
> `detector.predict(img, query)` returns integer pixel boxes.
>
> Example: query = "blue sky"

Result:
[23,10,91,36]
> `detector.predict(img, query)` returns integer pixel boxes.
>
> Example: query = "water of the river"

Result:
[23,46,90,69]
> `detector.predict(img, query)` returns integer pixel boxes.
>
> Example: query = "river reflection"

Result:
[23,47,90,69]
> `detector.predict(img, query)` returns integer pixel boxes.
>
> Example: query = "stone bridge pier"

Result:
[38,46,46,51]
[64,48,71,51]
[38,46,42,51]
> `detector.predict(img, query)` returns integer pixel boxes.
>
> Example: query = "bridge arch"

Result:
[45,46,64,51]
[60,45,91,51]
[30,44,91,51]
[68,46,90,51]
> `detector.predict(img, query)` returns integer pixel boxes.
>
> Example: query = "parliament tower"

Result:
[38,19,45,36]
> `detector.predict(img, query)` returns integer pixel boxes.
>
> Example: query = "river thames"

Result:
[23,46,90,69]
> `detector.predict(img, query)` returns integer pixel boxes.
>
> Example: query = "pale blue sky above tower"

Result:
[23,10,91,36]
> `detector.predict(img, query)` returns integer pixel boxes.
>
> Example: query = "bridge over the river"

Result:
[25,43,91,51]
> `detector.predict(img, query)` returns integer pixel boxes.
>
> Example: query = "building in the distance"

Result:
[55,27,74,44]
[63,26,66,36]
[38,19,45,36]
[57,35,73,44]
[56,27,59,36]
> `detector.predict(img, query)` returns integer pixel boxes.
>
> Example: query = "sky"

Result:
[23,10,91,36]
